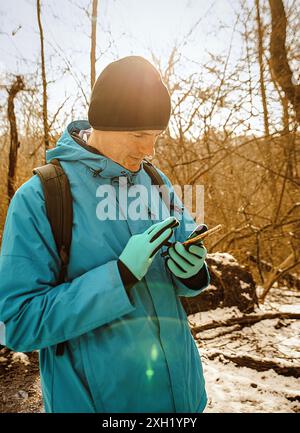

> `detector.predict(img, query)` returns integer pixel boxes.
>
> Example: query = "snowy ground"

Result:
[202,358,299,413]
[190,286,300,413]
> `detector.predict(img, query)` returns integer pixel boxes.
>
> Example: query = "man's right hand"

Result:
[119,216,179,281]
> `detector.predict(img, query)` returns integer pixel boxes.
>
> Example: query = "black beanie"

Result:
[88,56,171,131]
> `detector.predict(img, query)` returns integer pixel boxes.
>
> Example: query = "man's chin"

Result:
[130,163,141,172]
[122,161,142,172]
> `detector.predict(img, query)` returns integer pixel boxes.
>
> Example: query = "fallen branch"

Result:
[205,350,300,378]
[198,324,241,340]
[247,253,300,290]
[259,254,300,303]
[191,311,300,334]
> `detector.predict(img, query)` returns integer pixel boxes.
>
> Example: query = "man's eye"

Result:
[133,134,142,138]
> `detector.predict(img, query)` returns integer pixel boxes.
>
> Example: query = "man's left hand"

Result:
[166,242,207,279]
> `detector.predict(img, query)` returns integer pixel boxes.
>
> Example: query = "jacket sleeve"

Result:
[157,169,211,298]
[0,176,136,352]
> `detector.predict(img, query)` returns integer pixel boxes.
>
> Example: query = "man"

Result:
[0,56,210,413]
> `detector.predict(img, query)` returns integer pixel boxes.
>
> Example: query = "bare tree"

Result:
[7,76,25,202]
[36,0,49,151]
[255,0,270,137]
[90,0,99,89]
[269,0,300,122]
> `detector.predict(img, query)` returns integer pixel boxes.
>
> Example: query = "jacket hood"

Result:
[46,120,143,184]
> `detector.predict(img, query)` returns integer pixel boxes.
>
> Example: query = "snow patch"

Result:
[11,352,30,366]
[240,281,250,289]
[189,306,242,325]
[241,292,252,301]
[208,252,239,266]
[202,357,300,413]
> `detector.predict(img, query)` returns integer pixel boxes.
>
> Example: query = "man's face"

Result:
[110,130,163,172]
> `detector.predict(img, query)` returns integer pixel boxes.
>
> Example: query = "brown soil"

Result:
[0,348,43,413]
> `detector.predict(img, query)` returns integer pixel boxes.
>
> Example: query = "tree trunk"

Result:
[7,76,25,202]
[255,0,270,136]
[90,0,98,90]
[269,0,300,122]
[36,0,49,152]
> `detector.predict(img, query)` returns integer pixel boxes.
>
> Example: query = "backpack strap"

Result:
[33,158,73,356]
[143,159,176,215]
[143,159,165,187]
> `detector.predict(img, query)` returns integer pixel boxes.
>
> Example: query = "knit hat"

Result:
[88,56,171,131]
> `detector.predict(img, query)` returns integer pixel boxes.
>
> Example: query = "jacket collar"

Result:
[48,120,143,184]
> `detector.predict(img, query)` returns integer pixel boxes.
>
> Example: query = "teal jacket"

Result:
[0,120,210,413]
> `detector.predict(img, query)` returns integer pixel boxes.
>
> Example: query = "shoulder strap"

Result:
[32,159,73,284]
[143,159,165,187]
[33,159,73,357]
[143,159,174,214]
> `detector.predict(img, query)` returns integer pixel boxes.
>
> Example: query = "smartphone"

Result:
[186,223,209,241]
[182,224,222,246]
[161,223,222,257]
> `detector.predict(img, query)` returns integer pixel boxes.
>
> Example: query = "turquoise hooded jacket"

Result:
[0,120,210,413]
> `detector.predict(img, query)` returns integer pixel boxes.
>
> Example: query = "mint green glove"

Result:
[166,241,207,279]
[119,216,179,281]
